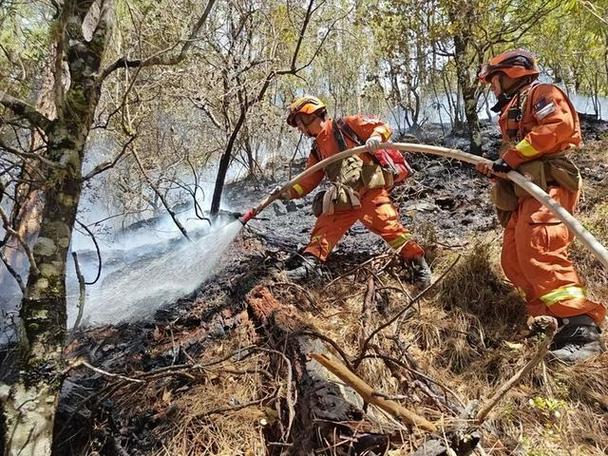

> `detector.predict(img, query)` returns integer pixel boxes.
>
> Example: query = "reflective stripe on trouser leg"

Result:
[514,187,605,324]
[358,188,424,259]
[388,233,412,250]
[540,285,587,306]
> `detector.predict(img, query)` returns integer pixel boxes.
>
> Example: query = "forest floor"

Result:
[56,120,608,456]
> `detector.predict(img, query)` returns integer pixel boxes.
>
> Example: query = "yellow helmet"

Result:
[286,95,326,127]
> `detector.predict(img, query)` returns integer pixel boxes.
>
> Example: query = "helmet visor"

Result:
[479,63,499,82]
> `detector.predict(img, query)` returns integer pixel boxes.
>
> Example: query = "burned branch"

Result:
[132,149,191,241]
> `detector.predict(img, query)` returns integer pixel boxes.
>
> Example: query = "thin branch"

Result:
[292,330,354,371]
[75,219,102,285]
[64,359,146,384]
[71,252,86,331]
[132,149,191,241]
[0,92,51,130]
[0,205,39,276]
[289,0,315,70]
[0,249,25,293]
[582,0,608,23]
[188,97,223,129]
[100,0,217,80]
[475,316,558,424]
[82,134,136,181]
[0,139,60,169]
[354,255,461,369]
[198,393,276,418]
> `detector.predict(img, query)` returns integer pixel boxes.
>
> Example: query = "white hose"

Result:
[251,142,608,270]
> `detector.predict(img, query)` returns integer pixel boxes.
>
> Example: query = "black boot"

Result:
[409,255,432,289]
[286,254,322,281]
[549,315,604,363]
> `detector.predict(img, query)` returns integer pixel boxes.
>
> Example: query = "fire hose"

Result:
[239,142,608,270]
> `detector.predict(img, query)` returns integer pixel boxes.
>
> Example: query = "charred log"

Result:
[246,286,397,455]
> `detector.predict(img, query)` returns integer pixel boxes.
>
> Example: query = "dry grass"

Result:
[287,231,608,454]
[152,322,270,456]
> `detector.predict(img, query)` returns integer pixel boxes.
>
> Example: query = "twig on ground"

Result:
[325,253,391,288]
[359,276,375,352]
[198,393,276,418]
[359,351,465,409]
[293,330,354,371]
[270,281,320,311]
[65,359,145,384]
[248,346,296,443]
[311,352,437,432]
[353,255,461,369]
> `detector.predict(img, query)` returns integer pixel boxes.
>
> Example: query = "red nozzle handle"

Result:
[239,208,257,225]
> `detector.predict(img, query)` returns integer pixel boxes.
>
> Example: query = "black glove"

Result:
[492,158,512,173]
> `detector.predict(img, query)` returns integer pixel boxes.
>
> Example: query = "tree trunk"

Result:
[210,97,249,215]
[0,40,60,297]
[1,2,112,454]
[452,37,482,155]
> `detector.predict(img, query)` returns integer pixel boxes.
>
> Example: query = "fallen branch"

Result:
[269,281,320,311]
[246,286,393,453]
[325,253,392,288]
[65,359,145,384]
[310,352,437,432]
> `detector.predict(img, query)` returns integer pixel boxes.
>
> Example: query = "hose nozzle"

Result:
[239,208,257,225]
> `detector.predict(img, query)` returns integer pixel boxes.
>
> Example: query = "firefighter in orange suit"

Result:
[277,95,431,287]
[477,49,605,362]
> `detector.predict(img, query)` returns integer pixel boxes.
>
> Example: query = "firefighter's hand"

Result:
[272,186,291,201]
[365,135,382,153]
[491,158,512,174]
[476,162,494,177]
[476,159,512,177]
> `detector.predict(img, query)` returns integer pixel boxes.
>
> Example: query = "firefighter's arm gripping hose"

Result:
[240,142,608,271]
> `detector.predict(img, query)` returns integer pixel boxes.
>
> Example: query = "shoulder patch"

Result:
[533,96,556,120]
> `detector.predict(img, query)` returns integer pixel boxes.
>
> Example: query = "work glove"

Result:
[365,135,383,153]
[491,158,512,174]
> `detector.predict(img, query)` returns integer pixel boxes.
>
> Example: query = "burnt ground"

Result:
[52,120,608,455]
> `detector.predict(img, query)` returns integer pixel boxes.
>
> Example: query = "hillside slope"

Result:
[58,134,608,456]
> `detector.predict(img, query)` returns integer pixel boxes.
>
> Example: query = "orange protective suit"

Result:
[287,115,424,262]
[497,83,605,324]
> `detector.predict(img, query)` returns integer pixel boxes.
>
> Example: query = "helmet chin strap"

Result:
[490,76,535,113]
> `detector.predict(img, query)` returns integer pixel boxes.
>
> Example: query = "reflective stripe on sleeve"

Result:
[540,285,587,306]
[515,139,540,158]
[373,126,391,142]
[293,183,305,196]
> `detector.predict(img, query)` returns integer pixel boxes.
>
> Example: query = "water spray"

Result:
[238,142,608,270]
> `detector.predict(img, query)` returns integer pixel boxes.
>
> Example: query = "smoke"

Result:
[66,169,241,326]
[66,218,242,326]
